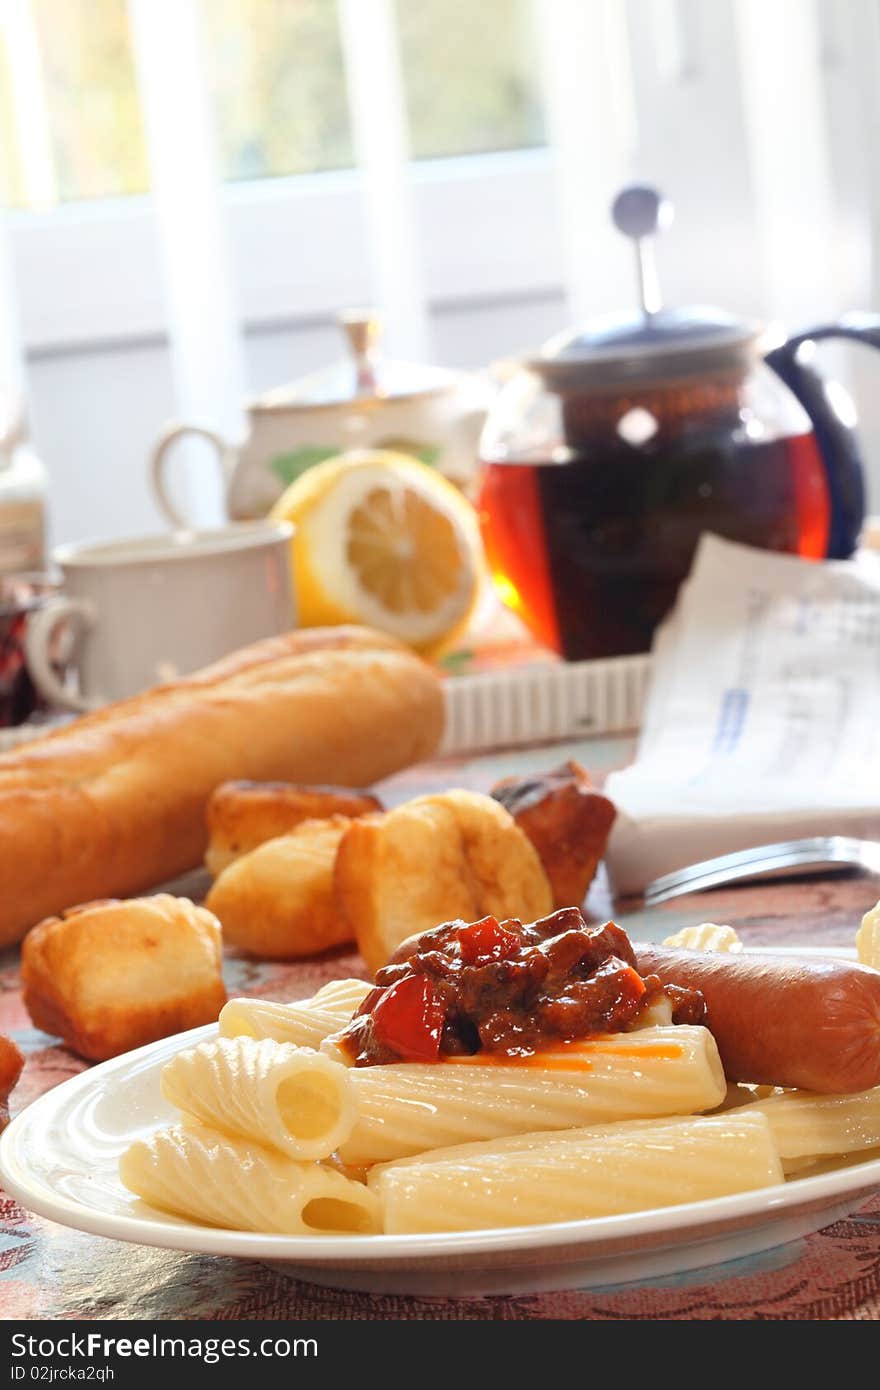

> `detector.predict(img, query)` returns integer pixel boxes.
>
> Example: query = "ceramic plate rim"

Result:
[2,944,878,1265]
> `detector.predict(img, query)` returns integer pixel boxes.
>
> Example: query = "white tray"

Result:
[441,654,651,756]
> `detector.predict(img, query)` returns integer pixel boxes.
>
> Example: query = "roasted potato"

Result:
[205,781,383,878]
[491,760,616,908]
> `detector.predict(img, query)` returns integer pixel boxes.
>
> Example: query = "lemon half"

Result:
[270,450,481,650]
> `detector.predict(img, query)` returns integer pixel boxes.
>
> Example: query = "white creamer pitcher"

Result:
[150,311,488,526]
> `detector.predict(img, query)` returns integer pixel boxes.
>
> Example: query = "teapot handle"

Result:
[770,311,880,355]
[150,422,237,528]
[764,314,880,559]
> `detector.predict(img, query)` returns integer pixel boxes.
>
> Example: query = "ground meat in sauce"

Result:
[339,907,706,1066]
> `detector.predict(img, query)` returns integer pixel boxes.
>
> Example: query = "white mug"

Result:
[25,521,295,711]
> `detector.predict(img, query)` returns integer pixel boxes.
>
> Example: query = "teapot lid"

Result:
[251,311,457,414]
[532,186,759,387]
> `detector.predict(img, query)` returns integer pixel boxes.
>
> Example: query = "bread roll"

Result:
[206,815,358,958]
[0,626,443,945]
[205,781,383,878]
[22,895,227,1061]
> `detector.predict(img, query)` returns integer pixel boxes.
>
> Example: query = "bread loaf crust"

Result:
[0,626,443,944]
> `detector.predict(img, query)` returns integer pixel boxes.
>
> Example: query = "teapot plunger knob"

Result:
[611,185,674,320]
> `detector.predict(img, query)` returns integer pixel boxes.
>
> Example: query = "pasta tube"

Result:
[311,979,372,1011]
[369,1112,782,1233]
[750,1086,880,1161]
[634,995,673,1027]
[856,903,880,970]
[161,1037,356,1160]
[120,1123,380,1235]
[339,1025,726,1165]
[663,923,742,952]
[219,979,370,1048]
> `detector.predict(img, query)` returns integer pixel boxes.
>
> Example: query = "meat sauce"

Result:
[339,907,705,1066]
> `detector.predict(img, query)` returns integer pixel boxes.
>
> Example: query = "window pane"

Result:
[31,0,147,202]
[395,0,546,159]
[0,40,24,206]
[200,0,353,181]
[0,0,545,209]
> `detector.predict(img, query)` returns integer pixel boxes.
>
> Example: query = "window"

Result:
[1,0,146,205]
[200,0,353,181]
[0,0,546,207]
[396,0,545,160]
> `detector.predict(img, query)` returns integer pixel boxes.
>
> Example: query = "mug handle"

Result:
[150,423,236,528]
[24,597,98,713]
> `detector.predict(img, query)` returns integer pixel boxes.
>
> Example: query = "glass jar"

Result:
[0,392,47,574]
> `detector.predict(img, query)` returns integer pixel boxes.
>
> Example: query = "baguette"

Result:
[0,626,443,945]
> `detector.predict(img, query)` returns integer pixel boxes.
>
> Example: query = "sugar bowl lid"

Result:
[533,186,760,387]
[251,310,457,415]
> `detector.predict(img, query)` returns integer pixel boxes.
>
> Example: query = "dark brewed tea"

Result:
[479,428,829,659]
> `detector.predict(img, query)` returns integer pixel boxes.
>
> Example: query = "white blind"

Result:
[537,0,637,321]
[0,0,52,394]
[338,0,431,360]
[127,0,247,526]
[3,0,54,209]
[734,0,839,322]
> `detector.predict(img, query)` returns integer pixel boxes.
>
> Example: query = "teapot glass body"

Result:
[478,356,832,659]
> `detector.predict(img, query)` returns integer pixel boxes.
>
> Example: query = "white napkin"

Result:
[605,534,880,894]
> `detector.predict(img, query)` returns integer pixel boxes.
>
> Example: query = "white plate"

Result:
[2,947,878,1297]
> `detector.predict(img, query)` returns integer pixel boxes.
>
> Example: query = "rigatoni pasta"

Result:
[856,903,880,971]
[369,1112,782,1233]
[311,979,372,1011]
[749,1085,880,1162]
[338,1026,726,1165]
[161,1037,356,1160]
[120,1123,380,1234]
[662,923,742,953]
[219,979,370,1049]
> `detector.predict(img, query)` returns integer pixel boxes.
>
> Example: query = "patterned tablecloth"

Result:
[1,733,879,1322]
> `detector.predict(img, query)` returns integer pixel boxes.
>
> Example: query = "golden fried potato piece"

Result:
[335,790,553,973]
[491,760,616,909]
[206,815,357,959]
[205,781,383,878]
[22,895,226,1062]
[0,1033,23,1129]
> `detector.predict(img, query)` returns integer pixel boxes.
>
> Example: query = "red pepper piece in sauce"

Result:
[352,984,385,1018]
[370,975,447,1062]
[457,915,521,965]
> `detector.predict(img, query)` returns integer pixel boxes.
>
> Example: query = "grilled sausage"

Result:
[635,945,880,1092]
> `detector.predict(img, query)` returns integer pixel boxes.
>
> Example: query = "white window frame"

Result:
[10,148,562,356]
[7,0,879,371]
